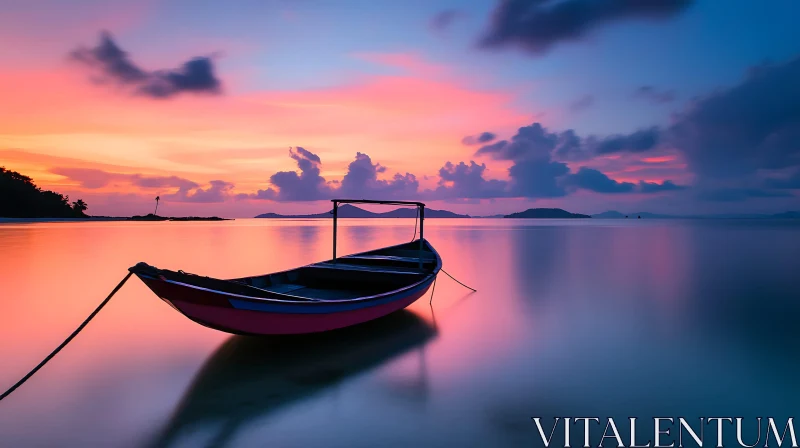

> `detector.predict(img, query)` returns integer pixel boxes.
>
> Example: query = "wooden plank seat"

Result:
[309,262,426,274]
[260,285,363,300]
[340,254,436,264]
[263,283,306,294]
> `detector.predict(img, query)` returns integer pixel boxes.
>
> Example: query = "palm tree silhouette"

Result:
[72,199,88,216]
[154,196,160,216]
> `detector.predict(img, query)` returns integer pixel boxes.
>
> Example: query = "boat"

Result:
[129,199,441,335]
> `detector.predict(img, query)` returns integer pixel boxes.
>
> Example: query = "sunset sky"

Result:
[2,0,799,217]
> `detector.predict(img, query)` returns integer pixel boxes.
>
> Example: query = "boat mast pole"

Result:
[333,201,338,262]
[418,204,424,268]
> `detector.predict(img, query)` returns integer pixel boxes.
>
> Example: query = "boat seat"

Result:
[387,249,437,259]
[263,283,306,294]
[309,262,426,275]
[341,255,435,264]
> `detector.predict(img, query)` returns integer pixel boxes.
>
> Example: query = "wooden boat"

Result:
[129,199,441,335]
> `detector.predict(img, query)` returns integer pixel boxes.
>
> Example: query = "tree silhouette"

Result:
[1,167,86,218]
[72,199,88,216]
[155,196,160,215]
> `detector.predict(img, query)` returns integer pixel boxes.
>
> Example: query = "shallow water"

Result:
[1,218,799,447]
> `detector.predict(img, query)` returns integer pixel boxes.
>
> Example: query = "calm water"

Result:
[1,218,799,447]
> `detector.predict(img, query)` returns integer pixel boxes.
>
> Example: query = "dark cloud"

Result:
[478,0,694,55]
[669,56,800,178]
[638,180,687,193]
[139,58,221,98]
[69,32,146,83]
[292,146,322,164]
[476,123,560,161]
[430,9,464,31]
[508,159,570,197]
[240,149,419,202]
[469,122,673,198]
[477,122,661,163]
[551,129,583,161]
[633,86,676,104]
[237,116,699,202]
[166,180,234,203]
[564,167,635,193]
[235,188,277,201]
[429,161,509,199]
[461,132,497,146]
[463,55,800,205]
[261,147,332,202]
[594,127,660,155]
[70,31,221,99]
[568,94,594,113]
[338,152,419,200]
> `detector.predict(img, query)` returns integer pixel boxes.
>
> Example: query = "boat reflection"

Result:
[150,310,437,447]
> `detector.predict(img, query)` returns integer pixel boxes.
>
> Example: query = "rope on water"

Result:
[0,271,133,402]
[441,268,477,292]
[429,267,476,306]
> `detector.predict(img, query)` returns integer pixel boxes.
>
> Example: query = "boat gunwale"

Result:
[135,238,442,306]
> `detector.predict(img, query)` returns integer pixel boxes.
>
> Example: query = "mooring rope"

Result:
[0,272,133,402]
[441,268,477,292]
[0,262,474,401]
[430,268,477,305]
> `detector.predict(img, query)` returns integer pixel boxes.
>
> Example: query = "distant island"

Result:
[504,208,591,219]
[255,204,469,218]
[127,214,231,221]
[1,167,230,222]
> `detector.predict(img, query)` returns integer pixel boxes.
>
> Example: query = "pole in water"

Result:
[0,272,133,402]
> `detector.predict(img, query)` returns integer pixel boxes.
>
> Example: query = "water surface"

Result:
[1,218,799,447]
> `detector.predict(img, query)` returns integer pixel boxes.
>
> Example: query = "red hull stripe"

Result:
[168,283,432,334]
[227,278,434,313]
[140,274,436,313]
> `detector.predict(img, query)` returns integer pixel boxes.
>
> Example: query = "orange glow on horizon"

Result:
[0,56,531,209]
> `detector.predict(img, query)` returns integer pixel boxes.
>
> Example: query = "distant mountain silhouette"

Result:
[255,204,469,218]
[504,208,591,219]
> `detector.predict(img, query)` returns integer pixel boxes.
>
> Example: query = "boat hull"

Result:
[139,275,434,335]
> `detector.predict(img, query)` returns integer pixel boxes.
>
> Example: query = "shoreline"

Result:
[0,216,233,223]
